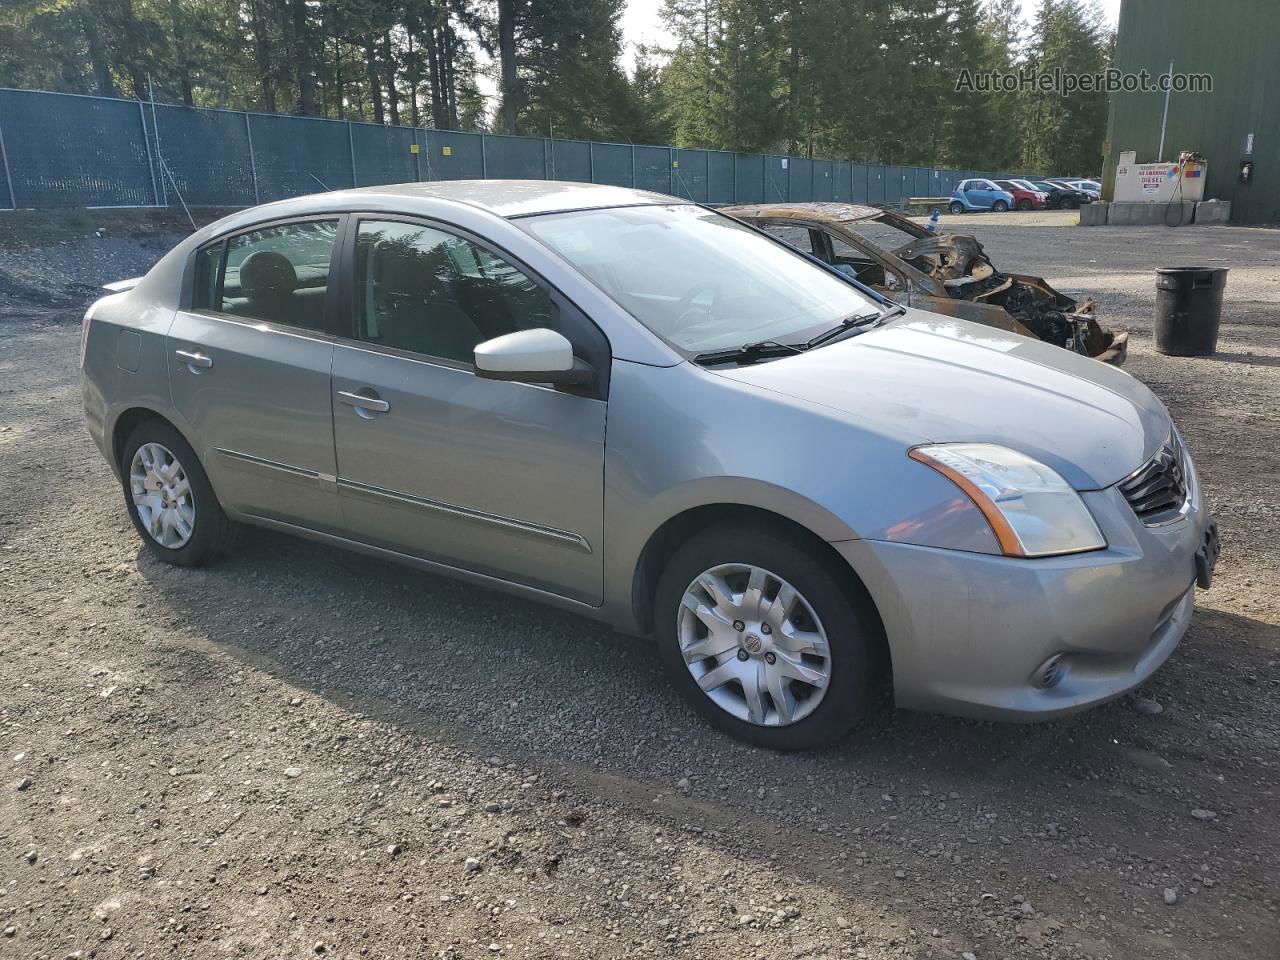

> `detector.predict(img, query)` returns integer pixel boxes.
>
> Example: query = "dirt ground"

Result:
[1,209,1277,960]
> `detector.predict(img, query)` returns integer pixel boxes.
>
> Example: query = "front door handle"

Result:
[337,389,390,418]
[175,349,212,370]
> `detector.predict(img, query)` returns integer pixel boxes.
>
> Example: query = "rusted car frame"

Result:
[722,202,1127,365]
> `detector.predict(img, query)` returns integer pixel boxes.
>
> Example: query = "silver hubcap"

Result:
[129,442,195,549]
[678,563,831,727]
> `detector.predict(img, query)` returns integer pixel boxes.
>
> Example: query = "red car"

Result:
[995,179,1048,211]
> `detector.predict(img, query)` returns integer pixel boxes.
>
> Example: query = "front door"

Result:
[168,217,344,532]
[329,217,608,604]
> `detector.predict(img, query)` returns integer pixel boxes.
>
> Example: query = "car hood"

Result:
[713,310,1168,490]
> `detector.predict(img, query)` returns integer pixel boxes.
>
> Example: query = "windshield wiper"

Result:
[693,339,806,366]
[805,304,906,349]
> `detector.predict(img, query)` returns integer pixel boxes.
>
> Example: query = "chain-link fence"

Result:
[0,87,1022,211]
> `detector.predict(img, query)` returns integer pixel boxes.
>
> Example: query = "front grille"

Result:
[1118,435,1189,525]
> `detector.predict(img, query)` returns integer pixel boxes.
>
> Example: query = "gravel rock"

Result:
[15,777,31,791]
[464,857,482,874]
[1132,696,1164,715]
[283,766,302,778]
[1191,808,1218,821]
[1164,887,1178,905]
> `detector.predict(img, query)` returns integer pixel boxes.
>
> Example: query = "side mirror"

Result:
[473,328,595,387]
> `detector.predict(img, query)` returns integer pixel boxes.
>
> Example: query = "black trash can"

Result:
[1154,266,1227,356]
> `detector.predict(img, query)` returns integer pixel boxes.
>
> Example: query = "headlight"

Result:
[909,444,1106,557]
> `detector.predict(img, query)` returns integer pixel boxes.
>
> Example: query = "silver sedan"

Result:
[80,181,1218,749]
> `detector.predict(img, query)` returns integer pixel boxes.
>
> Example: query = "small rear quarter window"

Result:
[192,242,223,310]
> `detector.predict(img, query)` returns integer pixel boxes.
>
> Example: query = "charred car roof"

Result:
[721,202,932,238]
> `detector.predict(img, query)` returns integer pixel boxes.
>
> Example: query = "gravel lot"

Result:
[1,209,1277,960]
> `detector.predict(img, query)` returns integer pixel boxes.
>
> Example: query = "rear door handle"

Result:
[337,389,390,417]
[175,349,212,370]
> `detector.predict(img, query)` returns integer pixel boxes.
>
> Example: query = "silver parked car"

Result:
[81,181,1219,750]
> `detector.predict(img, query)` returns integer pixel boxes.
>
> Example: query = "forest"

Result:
[0,0,1113,174]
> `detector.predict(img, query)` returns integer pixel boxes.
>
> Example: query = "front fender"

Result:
[600,358,1002,628]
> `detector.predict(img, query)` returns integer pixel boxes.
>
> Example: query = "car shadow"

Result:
[132,523,1276,806]
[121,522,1280,956]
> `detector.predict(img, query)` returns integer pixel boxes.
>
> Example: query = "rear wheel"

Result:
[948,201,965,215]
[120,419,239,567]
[654,525,879,750]
[992,200,1009,212]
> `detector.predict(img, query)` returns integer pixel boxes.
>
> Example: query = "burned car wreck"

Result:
[722,202,1127,365]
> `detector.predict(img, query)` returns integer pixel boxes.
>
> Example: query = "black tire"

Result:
[1062,197,1077,209]
[992,200,1009,212]
[1016,198,1032,211]
[120,418,240,567]
[948,201,965,215]
[653,524,881,750]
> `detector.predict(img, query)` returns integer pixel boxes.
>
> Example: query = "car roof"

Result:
[283,179,683,219]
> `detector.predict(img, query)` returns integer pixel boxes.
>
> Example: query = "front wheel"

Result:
[654,525,880,750]
[992,200,1009,212]
[1062,197,1077,209]
[1016,198,1032,211]
[120,419,239,567]
[948,201,965,215]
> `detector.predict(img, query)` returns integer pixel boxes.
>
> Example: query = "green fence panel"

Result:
[733,154,764,203]
[483,133,545,179]
[706,152,733,204]
[847,164,865,203]
[634,145,671,194]
[882,166,901,203]
[149,104,254,206]
[784,156,810,201]
[246,114,353,200]
[590,142,632,187]
[765,156,789,201]
[549,140,591,181]
[671,149,708,201]
[0,89,153,207]
[811,159,833,201]
[0,132,11,208]
[351,121,418,187]
[422,130,483,179]
[831,161,850,202]
[868,166,886,204]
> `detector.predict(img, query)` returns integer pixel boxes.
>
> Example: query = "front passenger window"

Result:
[354,220,557,364]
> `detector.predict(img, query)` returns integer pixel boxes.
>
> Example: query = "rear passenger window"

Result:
[216,220,339,331]
[354,220,556,364]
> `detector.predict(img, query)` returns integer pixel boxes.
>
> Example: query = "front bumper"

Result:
[836,480,1213,722]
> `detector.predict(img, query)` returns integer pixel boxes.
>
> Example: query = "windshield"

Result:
[521,204,881,353]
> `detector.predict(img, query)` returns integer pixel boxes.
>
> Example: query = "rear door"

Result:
[328,216,608,604]
[168,216,345,532]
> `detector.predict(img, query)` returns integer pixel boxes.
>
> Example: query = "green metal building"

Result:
[1102,0,1279,224]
